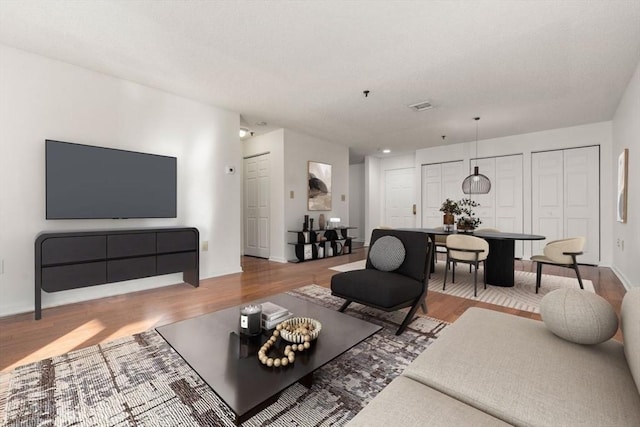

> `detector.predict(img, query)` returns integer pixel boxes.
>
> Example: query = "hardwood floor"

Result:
[0,246,627,373]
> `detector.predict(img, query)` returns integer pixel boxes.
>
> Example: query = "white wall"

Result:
[349,164,365,241]
[241,129,286,262]
[414,121,614,265]
[283,130,349,260]
[0,45,242,316]
[612,61,640,289]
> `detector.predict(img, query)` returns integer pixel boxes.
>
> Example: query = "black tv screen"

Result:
[46,140,177,219]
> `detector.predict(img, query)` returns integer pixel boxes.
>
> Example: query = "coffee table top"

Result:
[155,292,381,422]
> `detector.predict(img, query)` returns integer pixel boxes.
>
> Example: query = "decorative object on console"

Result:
[462,117,491,195]
[308,161,332,210]
[303,214,309,231]
[319,213,326,230]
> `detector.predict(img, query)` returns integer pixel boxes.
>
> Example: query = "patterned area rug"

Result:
[330,259,594,313]
[0,285,447,426]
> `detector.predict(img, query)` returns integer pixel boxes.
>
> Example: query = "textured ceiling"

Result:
[1,1,639,163]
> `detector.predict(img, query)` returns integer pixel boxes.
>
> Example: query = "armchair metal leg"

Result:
[421,299,427,313]
[535,262,542,294]
[338,300,352,312]
[572,258,584,290]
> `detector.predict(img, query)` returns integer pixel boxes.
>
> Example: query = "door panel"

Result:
[385,168,415,228]
[564,146,599,264]
[532,151,564,255]
[244,154,270,258]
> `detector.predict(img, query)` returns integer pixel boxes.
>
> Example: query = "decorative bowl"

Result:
[279,317,322,343]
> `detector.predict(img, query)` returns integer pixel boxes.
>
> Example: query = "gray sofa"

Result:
[348,287,640,426]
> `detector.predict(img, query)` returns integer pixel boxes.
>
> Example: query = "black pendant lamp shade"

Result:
[462,117,491,195]
[462,166,491,194]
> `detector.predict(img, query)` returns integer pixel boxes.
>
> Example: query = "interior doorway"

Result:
[243,153,270,258]
[384,167,416,228]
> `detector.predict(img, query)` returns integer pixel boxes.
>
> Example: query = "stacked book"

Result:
[261,301,293,330]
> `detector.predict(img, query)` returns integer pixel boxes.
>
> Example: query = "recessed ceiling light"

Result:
[382,149,391,154]
[239,128,249,138]
[407,101,433,112]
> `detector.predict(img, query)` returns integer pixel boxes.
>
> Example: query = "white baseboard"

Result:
[611,265,635,290]
[268,256,288,264]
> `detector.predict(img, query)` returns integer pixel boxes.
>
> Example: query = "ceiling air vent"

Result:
[407,101,433,112]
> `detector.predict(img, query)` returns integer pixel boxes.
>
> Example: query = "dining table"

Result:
[406,228,546,287]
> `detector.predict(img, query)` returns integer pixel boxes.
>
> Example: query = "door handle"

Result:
[413,204,416,215]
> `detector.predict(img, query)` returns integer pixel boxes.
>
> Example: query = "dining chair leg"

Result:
[443,254,450,290]
[452,260,456,283]
[535,262,543,294]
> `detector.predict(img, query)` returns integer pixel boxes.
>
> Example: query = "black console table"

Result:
[35,227,199,319]
[288,227,356,262]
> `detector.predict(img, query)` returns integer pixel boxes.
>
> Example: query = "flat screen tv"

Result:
[46,140,177,219]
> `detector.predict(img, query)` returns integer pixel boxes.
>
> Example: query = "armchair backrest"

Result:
[366,229,431,282]
[543,237,585,264]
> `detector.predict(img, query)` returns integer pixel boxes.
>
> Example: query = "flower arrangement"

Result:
[439,198,461,216]
[457,198,482,230]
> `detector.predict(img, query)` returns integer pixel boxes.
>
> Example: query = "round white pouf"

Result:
[540,288,618,345]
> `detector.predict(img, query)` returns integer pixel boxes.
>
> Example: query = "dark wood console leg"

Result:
[183,269,199,288]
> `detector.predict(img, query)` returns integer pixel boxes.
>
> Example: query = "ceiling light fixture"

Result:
[239,128,249,138]
[382,148,391,154]
[255,121,267,126]
[462,117,491,195]
[407,100,433,112]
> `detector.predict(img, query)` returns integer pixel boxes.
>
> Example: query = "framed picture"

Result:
[617,149,628,223]
[308,161,332,211]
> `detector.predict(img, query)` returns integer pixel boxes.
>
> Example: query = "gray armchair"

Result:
[330,229,433,335]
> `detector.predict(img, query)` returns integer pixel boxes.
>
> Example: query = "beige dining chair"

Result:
[530,237,585,293]
[432,226,448,264]
[443,235,489,297]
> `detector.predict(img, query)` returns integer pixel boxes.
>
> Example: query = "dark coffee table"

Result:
[156,292,381,425]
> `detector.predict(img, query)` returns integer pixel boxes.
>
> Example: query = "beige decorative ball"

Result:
[285,345,292,353]
[273,330,280,337]
[267,358,274,367]
[297,343,305,351]
[274,358,281,367]
[288,353,295,363]
[303,341,310,349]
[281,357,288,366]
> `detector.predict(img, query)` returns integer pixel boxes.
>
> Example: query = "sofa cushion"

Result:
[368,235,405,271]
[621,287,640,396]
[347,375,510,427]
[331,269,422,309]
[540,288,618,344]
[403,307,640,426]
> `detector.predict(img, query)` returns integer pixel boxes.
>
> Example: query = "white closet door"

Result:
[384,168,416,228]
[532,151,564,256]
[421,161,464,227]
[495,155,524,257]
[564,146,599,264]
[421,164,442,227]
[442,161,464,202]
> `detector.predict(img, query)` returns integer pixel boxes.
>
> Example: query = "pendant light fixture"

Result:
[462,117,491,194]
